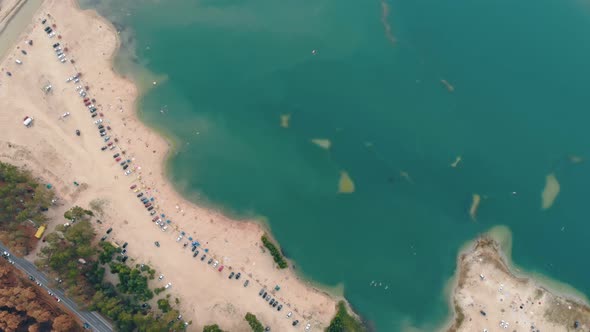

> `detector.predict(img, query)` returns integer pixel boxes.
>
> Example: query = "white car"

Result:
[62,112,70,118]
[162,225,168,231]
[66,76,73,82]
[213,261,219,268]
[158,274,164,280]
[88,104,95,109]
[165,282,172,289]
[305,323,311,331]
[176,236,182,242]
[94,119,103,124]
[15,59,22,64]
[75,85,82,91]
[48,32,55,38]
[124,170,133,176]
[287,312,292,318]
[109,145,116,150]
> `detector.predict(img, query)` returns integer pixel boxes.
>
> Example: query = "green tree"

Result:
[245,313,264,332]
[203,324,224,332]
[157,298,172,313]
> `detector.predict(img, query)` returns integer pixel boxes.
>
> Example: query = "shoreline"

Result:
[0,0,348,330]
[443,225,590,331]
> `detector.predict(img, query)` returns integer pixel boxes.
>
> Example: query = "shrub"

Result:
[261,235,288,269]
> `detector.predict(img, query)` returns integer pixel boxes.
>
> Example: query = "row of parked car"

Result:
[51,41,67,63]
[257,288,312,331]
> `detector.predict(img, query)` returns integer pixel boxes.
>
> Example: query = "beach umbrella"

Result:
[188,237,193,241]
[161,214,165,217]
[204,248,209,253]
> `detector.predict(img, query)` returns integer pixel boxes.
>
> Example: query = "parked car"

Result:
[244,280,249,287]
[122,242,128,248]
[101,146,107,151]
[154,241,160,247]
[193,251,198,258]
[201,254,206,261]
[277,304,282,311]
[207,258,213,265]
[287,311,292,318]
[147,206,154,211]
[228,272,235,279]
[150,210,157,215]
[113,153,119,158]
[292,320,299,326]
[159,274,164,280]
[106,228,112,234]
[235,272,241,280]
[130,184,137,189]
[137,193,144,198]
[218,265,224,272]
[164,282,172,289]
[115,157,121,162]
[269,299,275,305]
[259,289,265,296]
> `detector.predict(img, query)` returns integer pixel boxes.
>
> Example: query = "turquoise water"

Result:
[82,0,590,330]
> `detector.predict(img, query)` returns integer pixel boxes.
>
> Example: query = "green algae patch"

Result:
[541,173,560,210]
[326,301,365,332]
[338,171,355,193]
[280,114,291,128]
[311,138,332,150]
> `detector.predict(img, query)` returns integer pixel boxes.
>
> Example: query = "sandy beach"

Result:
[0,0,340,330]
[447,227,590,331]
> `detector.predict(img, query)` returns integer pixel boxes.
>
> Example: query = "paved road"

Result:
[0,243,113,332]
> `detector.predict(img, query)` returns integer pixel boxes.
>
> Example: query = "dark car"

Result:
[44,26,51,32]
[147,206,154,211]
[269,299,275,305]
[98,125,104,129]
[123,164,129,170]
[21,50,27,55]
[191,245,196,252]
[122,242,128,248]
[193,251,198,258]
[91,113,98,118]
[208,258,213,265]
[265,328,270,332]
[229,272,235,279]
[137,193,144,198]
[75,129,80,136]
[106,228,112,234]
[292,320,299,326]
[272,301,278,308]
[262,291,268,298]
[52,42,59,48]
[121,249,127,255]
[235,272,241,280]
[99,129,106,134]
[244,280,249,287]
[201,254,206,261]
[277,304,282,311]
[259,289,264,296]
[154,241,160,247]
[130,185,137,189]
[120,161,126,166]
[100,235,107,241]
[121,256,128,263]
[101,146,107,151]
[145,203,152,208]
[113,153,119,158]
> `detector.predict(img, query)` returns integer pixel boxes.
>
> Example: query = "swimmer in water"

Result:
[312,49,317,55]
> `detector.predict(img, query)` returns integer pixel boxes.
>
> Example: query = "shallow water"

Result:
[81,0,590,330]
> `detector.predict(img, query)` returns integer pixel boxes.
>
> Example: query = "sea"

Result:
[23,0,590,330]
